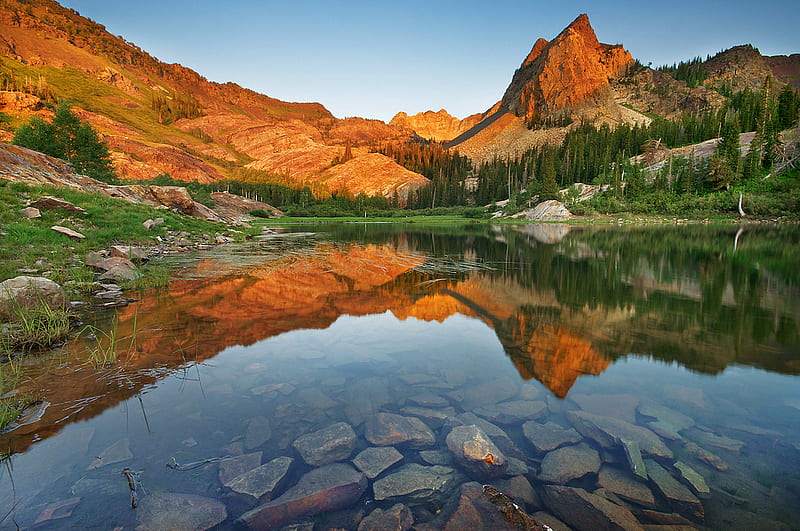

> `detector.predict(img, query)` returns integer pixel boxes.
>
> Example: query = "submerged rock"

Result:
[572,393,640,424]
[244,416,272,450]
[493,475,540,509]
[681,441,728,471]
[523,421,583,454]
[621,439,648,481]
[473,400,547,425]
[542,485,644,531]
[219,452,262,485]
[446,424,508,480]
[440,482,548,530]
[566,410,673,460]
[358,503,414,531]
[352,446,404,479]
[372,464,463,506]
[137,493,227,531]
[292,422,357,466]
[673,461,710,497]
[237,463,367,529]
[225,456,294,501]
[645,460,704,521]
[598,465,656,508]
[87,438,132,470]
[538,442,600,484]
[364,413,436,449]
[638,402,695,432]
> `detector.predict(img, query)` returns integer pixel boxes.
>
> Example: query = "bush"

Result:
[248,209,272,218]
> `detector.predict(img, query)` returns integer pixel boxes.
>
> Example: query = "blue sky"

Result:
[60,0,799,122]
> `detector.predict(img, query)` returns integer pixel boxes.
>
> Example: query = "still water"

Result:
[1,223,799,530]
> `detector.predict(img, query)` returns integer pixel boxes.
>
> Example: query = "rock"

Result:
[532,511,572,531]
[473,400,547,425]
[647,421,682,441]
[364,413,436,449]
[454,413,526,460]
[226,456,293,501]
[523,421,583,453]
[372,464,463,505]
[419,450,454,466]
[494,475,540,509]
[352,446,403,479]
[110,245,148,262]
[143,219,157,230]
[598,465,656,508]
[566,410,673,459]
[89,256,136,272]
[219,452,262,485]
[136,493,227,531]
[98,262,138,283]
[441,482,548,531]
[20,206,40,219]
[358,503,414,531]
[244,416,272,450]
[87,438,132,470]
[673,461,710,497]
[572,393,640,424]
[538,442,600,484]
[644,460,704,521]
[0,400,49,433]
[637,403,695,432]
[639,509,696,526]
[0,276,69,319]
[292,422,357,466]
[460,377,519,409]
[542,485,645,531]
[51,225,85,239]
[622,439,649,481]
[505,456,529,476]
[30,196,87,215]
[32,497,81,526]
[237,463,367,529]
[680,441,727,471]
[406,391,450,408]
[400,406,455,429]
[446,424,508,480]
[523,200,573,221]
[689,430,745,453]
[342,377,391,426]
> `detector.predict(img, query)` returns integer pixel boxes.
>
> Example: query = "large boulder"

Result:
[372,464,464,506]
[446,425,508,480]
[523,200,573,221]
[0,276,69,320]
[292,422,357,466]
[364,413,436,449]
[136,493,227,531]
[538,442,600,484]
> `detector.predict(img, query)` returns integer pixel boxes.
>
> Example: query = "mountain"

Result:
[389,109,483,142]
[0,0,426,201]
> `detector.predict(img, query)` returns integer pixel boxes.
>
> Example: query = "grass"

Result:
[0,360,40,432]
[261,215,488,224]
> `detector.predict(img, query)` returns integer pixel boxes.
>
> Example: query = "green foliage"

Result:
[248,209,272,218]
[13,104,117,183]
[658,57,709,88]
[776,84,800,130]
[150,90,203,125]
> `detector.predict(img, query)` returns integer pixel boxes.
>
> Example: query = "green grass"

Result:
[262,215,489,224]
[0,360,40,431]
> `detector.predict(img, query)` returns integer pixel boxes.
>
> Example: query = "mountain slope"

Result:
[0,0,426,200]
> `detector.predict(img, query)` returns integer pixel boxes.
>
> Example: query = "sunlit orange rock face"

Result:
[389,110,483,142]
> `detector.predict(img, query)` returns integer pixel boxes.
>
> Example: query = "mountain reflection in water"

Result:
[3,224,798,456]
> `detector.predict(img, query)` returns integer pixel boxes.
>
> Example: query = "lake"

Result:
[1,223,799,530]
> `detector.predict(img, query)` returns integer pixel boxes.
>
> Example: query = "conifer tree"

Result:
[539,148,559,200]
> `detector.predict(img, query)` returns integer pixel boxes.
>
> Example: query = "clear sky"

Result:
[59,0,799,122]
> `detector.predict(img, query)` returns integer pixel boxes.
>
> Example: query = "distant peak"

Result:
[523,38,549,67]
[562,13,599,45]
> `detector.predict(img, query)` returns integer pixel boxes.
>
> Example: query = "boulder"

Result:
[446,424,508,480]
[98,262,138,283]
[352,446,403,479]
[523,421,583,453]
[598,465,656,508]
[542,485,645,531]
[244,416,272,450]
[572,393,640,424]
[20,206,40,219]
[292,422,357,466]
[110,245,148,262]
[523,200,573,221]
[219,452,262,485]
[493,475,540,509]
[440,482,548,531]
[644,460,704,521]
[372,464,463,506]
[225,456,293,501]
[29,196,87,215]
[358,503,414,531]
[364,413,436,449]
[673,461,710,496]
[538,442,600,484]
[136,493,227,531]
[237,463,367,529]
[473,400,547,425]
[566,410,673,459]
[0,276,69,319]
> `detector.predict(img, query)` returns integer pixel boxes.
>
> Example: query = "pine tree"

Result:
[539,149,559,200]
[708,116,741,190]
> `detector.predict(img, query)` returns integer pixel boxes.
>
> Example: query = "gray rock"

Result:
[219,452,263,485]
[572,393,640,424]
[87,438,132,470]
[20,206,40,219]
[461,377,519,409]
[523,200,573,222]
[505,456,529,476]
[98,262,138,283]
[358,503,414,531]
[0,400,49,433]
[110,245,148,262]
[566,410,673,460]
[343,377,391,426]
[0,276,69,319]
[245,416,272,450]
[538,442,600,484]
[352,446,403,479]
[673,461,710,497]
[645,460,704,521]
[689,430,745,453]
[542,485,644,531]
[237,463,367,529]
[681,441,728,471]
[400,406,455,429]
[30,196,87,215]
[454,412,526,460]
[638,402,695,431]
[51,225,85,239]
[292,422,357,466]
[473,400,546,425]
[494,475,540,509]
[226,456,293,501]
[598,465,656,508]
[406,391,450,408]
[372,464,463,505]
[364,413,436,449]
[647,420,682,441]
[523,421,583,453]
[419,450,454,466]
[622,439,648,481]
[446,424,508,480]
[136,493,227,531]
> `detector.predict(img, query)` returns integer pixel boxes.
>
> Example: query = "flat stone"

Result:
[358,503,414,531]
[33,498,81,526]
[681,441,727,471]
[136,493,226,531]
[523,421,583,453]
[505,456,529,476]
[89,256,133,272]
[419,450,453,466]
[0,400,49,433]
[542,485,645,531]
[473,400,547,425]
[566,410,673,460]
[226,456,293,501]
[622,439,648,480]
[237,463,367,529]
[538,442,600,484]
[689,430,745,453]
[219,452,262,485]
[51,225,85,239]
[30,196,87,215]
[400,406,455,428]
[446,424,508,480]
[110,245,148,262]
[572,393,640,424]
[598,465,656,508]
[639,509,696,526]
[244,416,272,450]
[442,482,547,530]
[20,206,40,219]
[98,263,138,282]
[645,460,704,521]
[87,438,132,470]
[372,464,463,506]
[532,511,572,531]
[352,446,403,479]
[647,421,682,441]
[342,377,391,426]
[297,388,338,409]
[406,391,450,408]
[673,461,710,496]
[364,413,436,449]
[494,475,540,509]
[292,422,357,466]
[638,403,695,432]
[461,377,519,409]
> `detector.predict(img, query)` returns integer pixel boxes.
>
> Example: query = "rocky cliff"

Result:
[389,109,483,142]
